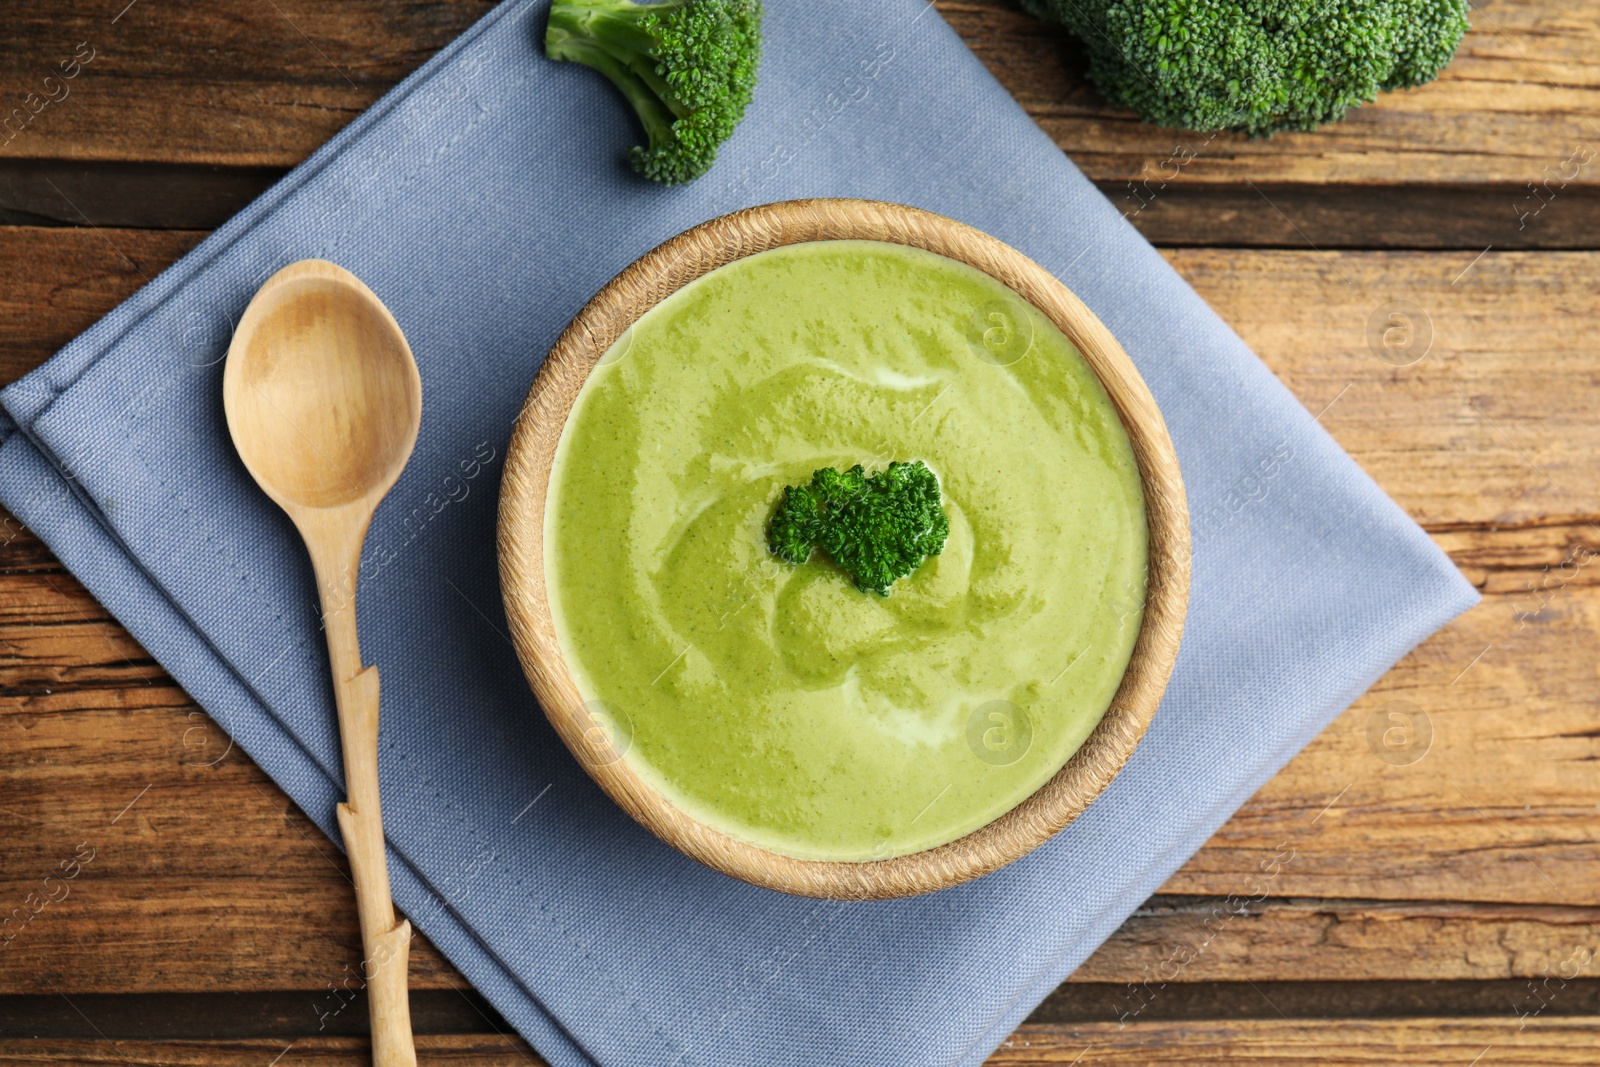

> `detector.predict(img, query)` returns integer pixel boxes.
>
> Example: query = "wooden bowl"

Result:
[498,199,1189,899]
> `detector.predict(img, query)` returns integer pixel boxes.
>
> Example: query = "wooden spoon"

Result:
[223,259,421,1067]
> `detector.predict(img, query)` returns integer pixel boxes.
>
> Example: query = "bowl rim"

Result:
[497,198,1190,900]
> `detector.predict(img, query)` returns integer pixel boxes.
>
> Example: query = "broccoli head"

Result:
[545,0,762,185]
[1018,0,1469,136]
[768,462,951,595]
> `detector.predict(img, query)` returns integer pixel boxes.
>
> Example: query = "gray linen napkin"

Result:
[0,1,1477,1064]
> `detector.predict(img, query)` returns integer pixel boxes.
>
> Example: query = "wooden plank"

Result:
[2,1018,1598,1066]
[1102,182,1600,251]
[6,5,1600,244]
[0,536,467,992]
[3,709,1598,993]
[1173,248,1600,528]
[0,571,161,692]
[1,526,1596,990]
[1161,521,1600,904]
[0,2,493,167]
[6,230,1600,528]
[2,517,1596,907]
[0,1036,541,1066]
[5,982,1599,1038]
[0,844,1593,998]
[1037,979,1600,1025]
[11,165,1600,251]
[0,226,201,386]
[986,1018,1600,1066]
[1075,896,1600,986]
[0,991,509,1041]
[3,0,1594,193]
[0,161,284,231]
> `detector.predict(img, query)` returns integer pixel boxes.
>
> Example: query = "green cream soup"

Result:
[545,240,1147,861]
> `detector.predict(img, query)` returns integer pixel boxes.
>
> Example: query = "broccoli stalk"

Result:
[768,462,951,596]
[545,0,762,185]
[1019,0,1469,136]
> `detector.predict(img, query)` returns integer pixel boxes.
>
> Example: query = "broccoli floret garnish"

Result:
[545,0,762,185]
[768,462,951,595]
[1018,0,1469,137]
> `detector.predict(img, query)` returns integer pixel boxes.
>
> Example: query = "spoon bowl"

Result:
[226,264,421,514]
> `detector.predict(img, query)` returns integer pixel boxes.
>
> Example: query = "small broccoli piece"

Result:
[1018,0,1468,136]
[545,0,762,185]
[768,462,951,595]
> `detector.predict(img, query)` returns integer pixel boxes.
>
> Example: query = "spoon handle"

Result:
[317,557,417,1067]
[332,666,417,1067]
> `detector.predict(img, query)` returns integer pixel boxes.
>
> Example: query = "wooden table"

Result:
[3,2,1597,1063]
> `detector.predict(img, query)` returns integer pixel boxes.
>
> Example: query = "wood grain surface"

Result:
[4,1,1598,248]
[1,1018,1597,1067]
[4,0,1592,184]
[2,0,1598,1062]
